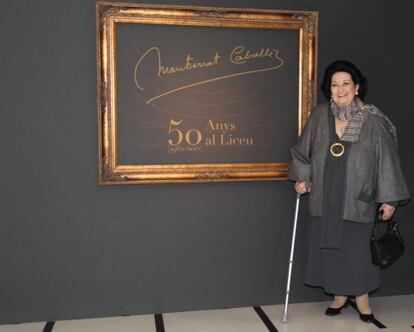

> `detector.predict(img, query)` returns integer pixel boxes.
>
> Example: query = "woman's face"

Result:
[330,71,359,105]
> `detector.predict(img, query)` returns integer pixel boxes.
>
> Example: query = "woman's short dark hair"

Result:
[320,60,368,101]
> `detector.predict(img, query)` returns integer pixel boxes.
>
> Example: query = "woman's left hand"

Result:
[378,203,396,221]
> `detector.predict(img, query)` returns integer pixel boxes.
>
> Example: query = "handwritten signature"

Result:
[134,45,284,104]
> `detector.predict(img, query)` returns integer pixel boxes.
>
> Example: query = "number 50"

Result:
[168,119,202,146]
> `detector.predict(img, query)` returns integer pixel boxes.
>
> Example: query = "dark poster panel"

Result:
[116,24,299,165]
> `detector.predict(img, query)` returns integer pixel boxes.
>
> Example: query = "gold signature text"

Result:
[230,45,283,65]
[134,45,285,104]
[134,47,221,91]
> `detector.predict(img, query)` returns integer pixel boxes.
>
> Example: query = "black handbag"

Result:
[370,217,405,269]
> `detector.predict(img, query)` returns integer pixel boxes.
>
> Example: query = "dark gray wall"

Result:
[1,0,413,324]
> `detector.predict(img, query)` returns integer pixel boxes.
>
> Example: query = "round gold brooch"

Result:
[330,143,345,157]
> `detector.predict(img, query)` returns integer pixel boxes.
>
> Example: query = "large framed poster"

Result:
[96,2,318,184]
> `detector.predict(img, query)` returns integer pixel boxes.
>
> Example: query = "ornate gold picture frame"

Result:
[96,2,318,184]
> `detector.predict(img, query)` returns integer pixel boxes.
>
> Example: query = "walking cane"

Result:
[281,193,301,323]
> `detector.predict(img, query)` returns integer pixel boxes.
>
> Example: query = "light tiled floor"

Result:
[262,296,413,332]
[53,315,156,332]
[163,307,269,332]
[1,295,413,332]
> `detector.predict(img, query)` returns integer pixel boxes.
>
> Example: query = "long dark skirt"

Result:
[304,216,380,295]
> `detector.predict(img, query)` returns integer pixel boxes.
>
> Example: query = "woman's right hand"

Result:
[295,181,309,195]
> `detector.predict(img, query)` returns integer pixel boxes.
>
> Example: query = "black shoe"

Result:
[359,313,375,323]
[325,299,349,316]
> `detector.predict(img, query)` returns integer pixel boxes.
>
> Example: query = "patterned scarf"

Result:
[330,98,360,121]
[330,98,398,147]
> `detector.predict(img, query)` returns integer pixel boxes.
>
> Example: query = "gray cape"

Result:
[288,102,410,223]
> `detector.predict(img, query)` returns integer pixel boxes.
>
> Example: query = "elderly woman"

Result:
[288,60,409,322]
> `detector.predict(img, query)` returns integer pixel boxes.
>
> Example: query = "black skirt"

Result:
[304,217,380,295]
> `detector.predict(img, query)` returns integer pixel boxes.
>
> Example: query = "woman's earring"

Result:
[356,91,359,95]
